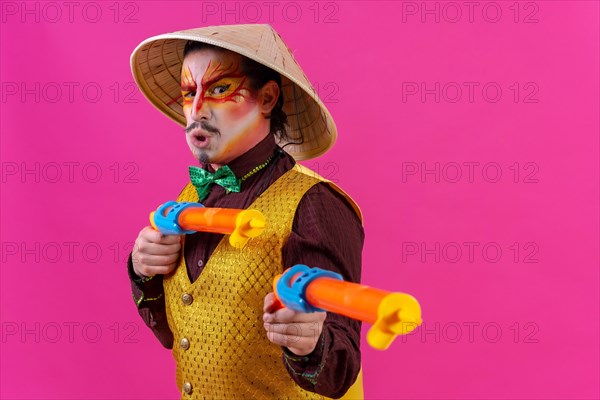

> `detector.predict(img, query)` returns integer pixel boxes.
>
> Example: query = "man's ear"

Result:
[258,81,280,116]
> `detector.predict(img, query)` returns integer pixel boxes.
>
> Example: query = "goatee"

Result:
[199,152,210,164]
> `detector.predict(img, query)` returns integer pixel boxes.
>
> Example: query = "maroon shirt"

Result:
[128,134,364,398]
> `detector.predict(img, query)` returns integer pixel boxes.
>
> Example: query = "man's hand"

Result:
[263,292,326,356]
[131,226,183,278]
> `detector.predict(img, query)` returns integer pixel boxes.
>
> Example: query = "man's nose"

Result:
[191,92,209,120]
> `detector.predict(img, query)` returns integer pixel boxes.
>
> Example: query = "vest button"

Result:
[182,382,192,395]
[180,337,190,350]
[181,293,193,305]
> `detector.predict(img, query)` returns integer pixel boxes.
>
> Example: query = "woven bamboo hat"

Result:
[130,24,337,161]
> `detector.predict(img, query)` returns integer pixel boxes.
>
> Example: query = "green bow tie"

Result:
[189,165,241,201]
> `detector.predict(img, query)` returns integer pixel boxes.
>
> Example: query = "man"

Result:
[128,24,364,399]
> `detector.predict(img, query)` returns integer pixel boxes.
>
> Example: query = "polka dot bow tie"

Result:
[188,165,241,201]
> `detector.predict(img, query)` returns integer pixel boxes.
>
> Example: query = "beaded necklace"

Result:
[238,153,276,183]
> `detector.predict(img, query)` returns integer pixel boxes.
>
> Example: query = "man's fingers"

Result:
[134,253,180,267]
[140,265,176,276]
[140,227,183,245]
[263,292,278,313]
[261,299,326,356]
[264,321,324,355]
[157,234,184,245]
[264,308,326,324]
[134,241,181,256]
[131,226,183,278]
[264,321,321,336]
[139,227,164,243]
[266,330,303,348]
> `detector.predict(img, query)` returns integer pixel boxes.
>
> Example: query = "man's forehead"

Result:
[180,48,245,89]
[182,47,242,69]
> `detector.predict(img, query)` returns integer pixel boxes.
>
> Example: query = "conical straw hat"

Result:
[130,24,337,161]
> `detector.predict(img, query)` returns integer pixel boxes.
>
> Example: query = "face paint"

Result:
[182,62,252,108]
[181,49,270,168]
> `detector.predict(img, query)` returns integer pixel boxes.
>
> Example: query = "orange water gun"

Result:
[273,265,422,350]
[149,201,265,248]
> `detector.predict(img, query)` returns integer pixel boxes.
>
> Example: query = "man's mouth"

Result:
[190,130,211,149]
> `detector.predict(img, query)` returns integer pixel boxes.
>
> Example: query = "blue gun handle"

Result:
[152,201,204,235]
[275,264,343,313]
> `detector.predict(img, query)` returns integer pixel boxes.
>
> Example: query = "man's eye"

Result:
[183,91,196,99]
[212,84,231,95]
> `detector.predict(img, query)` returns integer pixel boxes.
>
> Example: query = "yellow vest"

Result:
[164,164,364,399]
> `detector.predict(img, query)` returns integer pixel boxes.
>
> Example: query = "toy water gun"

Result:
[273,265,422,350]
[150,201,265,248]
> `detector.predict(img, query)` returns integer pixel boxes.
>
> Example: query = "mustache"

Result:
[184,121,220,135]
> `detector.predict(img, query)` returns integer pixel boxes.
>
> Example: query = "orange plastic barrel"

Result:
[273,273,389,324]
[178,207,241,234]
[304,278,389,324]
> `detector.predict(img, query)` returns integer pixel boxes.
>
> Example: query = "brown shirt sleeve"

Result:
[281,182,364,398]
[127,254,173,349]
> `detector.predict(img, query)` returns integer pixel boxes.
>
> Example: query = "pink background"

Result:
[1,1,598,399]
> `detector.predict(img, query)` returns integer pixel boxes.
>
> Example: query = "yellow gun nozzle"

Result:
[367,293,422,350]
[229,209,266,248]
[249,218,265,229]
[397,309,422,327]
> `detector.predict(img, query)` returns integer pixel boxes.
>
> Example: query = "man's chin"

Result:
[192,148,229,167]
[189,147,210,164]
[198,151,210,164]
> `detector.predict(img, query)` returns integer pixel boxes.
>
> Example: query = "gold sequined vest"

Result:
[164,164,364,399]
